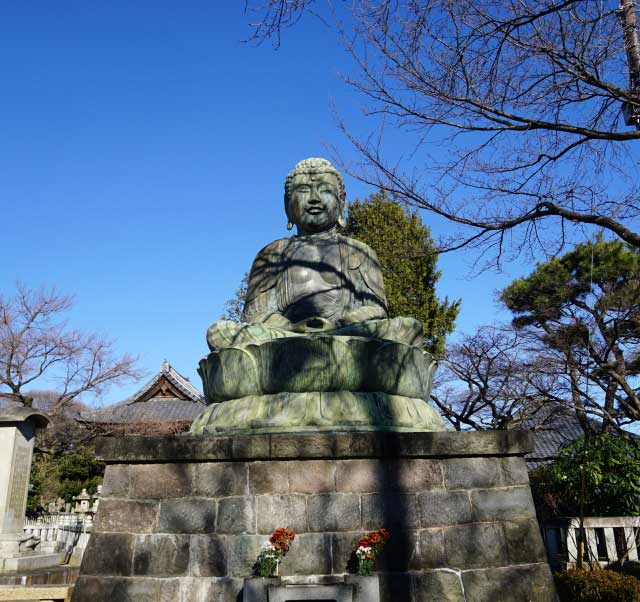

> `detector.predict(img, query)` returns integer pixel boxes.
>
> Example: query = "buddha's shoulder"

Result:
[337,234,380,267]
[253,237,291,258]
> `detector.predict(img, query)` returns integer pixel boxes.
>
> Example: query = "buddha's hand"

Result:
[260,313,294,329]
[291,317,338,333]
[337,306,387,326]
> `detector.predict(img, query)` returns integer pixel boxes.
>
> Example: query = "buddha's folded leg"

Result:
[330,317,424,347]
[206,320,300,350]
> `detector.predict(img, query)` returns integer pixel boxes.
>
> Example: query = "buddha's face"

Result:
[287,172,342,234]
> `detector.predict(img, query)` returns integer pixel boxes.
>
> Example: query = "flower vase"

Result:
[344,574,381,602]
[243,576,281,602]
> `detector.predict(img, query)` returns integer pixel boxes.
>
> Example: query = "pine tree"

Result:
[501,236,640,430]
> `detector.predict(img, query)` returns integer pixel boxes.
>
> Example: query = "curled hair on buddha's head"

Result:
[284,158,346,226]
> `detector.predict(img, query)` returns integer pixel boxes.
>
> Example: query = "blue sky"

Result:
[2,2,544,405]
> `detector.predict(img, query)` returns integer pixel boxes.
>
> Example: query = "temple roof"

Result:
[510,402,629,471]
[81,360,205,425]
[520,405,586,471]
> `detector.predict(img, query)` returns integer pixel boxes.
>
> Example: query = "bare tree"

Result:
[246,0,640,264]
[431,321,639,433]
[0,283,142,416]
[431,325,562,430]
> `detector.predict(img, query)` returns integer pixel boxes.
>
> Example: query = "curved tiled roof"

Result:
[126,359,203,404]
[81,360,205,425]
[511,402,611,471]
[81,396,205,424]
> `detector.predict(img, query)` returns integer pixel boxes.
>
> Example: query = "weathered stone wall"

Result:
[71,431,557,602]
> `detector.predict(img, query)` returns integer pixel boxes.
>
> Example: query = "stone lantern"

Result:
[0,407,64,571]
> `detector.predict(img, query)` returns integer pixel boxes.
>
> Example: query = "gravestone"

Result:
[0,407,64,572]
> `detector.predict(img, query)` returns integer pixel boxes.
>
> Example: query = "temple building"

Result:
[80,360,205,434]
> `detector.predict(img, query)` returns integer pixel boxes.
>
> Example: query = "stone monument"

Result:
[0,407,64,572]
[71,159,558,602]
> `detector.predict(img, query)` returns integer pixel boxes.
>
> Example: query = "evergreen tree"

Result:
[221,272,249,322]
[501,237,640,431]
[345,192,459,356]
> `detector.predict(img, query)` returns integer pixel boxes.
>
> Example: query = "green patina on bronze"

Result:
[191,158,444,435]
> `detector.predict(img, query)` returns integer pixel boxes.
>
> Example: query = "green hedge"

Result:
[555,569,640,602]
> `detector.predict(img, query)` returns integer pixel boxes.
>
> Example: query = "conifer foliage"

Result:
[501,237,640,430]
[345,193,459,356]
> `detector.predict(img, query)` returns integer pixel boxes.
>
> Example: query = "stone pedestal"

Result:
[0,409,63,572]
[71,431,557,602]
[243,575,378,602]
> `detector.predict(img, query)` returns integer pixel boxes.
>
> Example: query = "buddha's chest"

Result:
[285,240,343,287]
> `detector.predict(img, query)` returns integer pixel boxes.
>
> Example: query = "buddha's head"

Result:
[284,158,346,235]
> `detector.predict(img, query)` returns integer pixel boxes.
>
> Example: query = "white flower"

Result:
[356,546,373,559]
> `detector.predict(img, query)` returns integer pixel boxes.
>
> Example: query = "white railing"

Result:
[23,512,93,561]
[540,517,640,570]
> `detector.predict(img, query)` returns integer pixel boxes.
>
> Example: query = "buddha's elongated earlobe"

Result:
[287,221,293,231]
[338,215,346,228]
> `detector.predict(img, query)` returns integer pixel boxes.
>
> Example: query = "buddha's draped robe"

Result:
[207,229,423,349]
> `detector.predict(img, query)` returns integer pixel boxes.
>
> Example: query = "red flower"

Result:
[269,528,296,554]
[356,529,390,554]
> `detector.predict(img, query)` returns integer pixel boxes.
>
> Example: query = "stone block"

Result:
[248,461,290,494]
[500,457,530,487]
[461,564,558,602]
[80,533,134,576]
[270,433,340,459]
[217,496,256,534]
[192,462,247,497]
[0,552,65,572]
[503,519,548,565]
[227,534,264,577]
[256,494,307,534]
[233,577,279,602]
[335,460,385,493]
[289,460,336,493]
[412,528,446,569]
[268,583,356,602]
[470,487,536,522]
[444,458,504,490]
[444,523,507,569]
[412,571,465,602]
[189,534,228,577]
[94,499,158,533]
[71,576,181,602]
[361,493,419,530]
[130,464,192,499]
[101,465,131,498]
[157,498,216,534]
[278,533,332,576]
[133,534,190,576]
[331,532,362,573]
[308,494,360,532]
[96,430,535,463]
[180,577,244,602]
[385,459,444,491]
[71,576,110,602]
[376,530,418,573]
[378,573,412,602]
[418,491,472,527]
[232,434,271,459]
